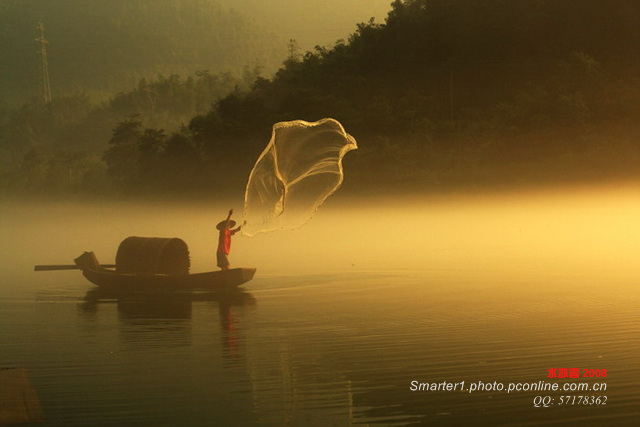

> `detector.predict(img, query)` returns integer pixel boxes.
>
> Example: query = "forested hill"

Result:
[378,0,640,65]
[228,0,640,131]
[4,0,640,197]
[0,0,284,105]
[182,0,640,192]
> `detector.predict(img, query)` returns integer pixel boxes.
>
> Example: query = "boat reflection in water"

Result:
[79,288,256,359]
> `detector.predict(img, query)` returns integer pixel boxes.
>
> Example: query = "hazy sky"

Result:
[217,0,393,50]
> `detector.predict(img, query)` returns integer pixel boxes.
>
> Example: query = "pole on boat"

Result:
[34,264,116,271]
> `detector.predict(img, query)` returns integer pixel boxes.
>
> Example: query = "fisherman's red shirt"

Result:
[217,229,237,254]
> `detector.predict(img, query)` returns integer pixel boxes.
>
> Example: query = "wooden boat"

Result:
[80,265,256,292]
[73,251,256,292]
[35,237,256,292]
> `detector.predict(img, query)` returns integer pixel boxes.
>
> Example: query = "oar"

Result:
[34,264,116,271]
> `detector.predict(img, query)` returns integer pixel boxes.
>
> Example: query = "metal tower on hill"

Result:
[36,22,52,104]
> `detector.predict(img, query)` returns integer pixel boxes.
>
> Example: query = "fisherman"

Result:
[216,209,242,270]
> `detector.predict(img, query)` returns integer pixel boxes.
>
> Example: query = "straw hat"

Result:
[216,220,237,230]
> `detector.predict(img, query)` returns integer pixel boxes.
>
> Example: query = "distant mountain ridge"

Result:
[0,0,286,105]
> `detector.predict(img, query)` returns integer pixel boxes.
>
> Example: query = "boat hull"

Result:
[81,268,256,292]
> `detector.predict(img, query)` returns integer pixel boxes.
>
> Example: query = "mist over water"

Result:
[1,184,639,425]
[246,183,640,279]
[4,183,635,278]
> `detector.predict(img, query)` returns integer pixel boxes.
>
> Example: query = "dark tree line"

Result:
[141,0,640,194]
[0,70,253,196]
[4,0,640,197]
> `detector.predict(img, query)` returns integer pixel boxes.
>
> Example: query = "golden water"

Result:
[1,185,638,425]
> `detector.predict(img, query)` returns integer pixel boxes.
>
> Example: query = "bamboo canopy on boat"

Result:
[116,237,190,275]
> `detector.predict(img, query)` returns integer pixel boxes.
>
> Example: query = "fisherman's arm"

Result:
[224,209,234,230]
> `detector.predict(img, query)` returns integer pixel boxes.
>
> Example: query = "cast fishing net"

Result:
[242,118,357,236]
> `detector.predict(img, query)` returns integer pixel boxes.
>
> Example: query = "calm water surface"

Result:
[1,188,639,425]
